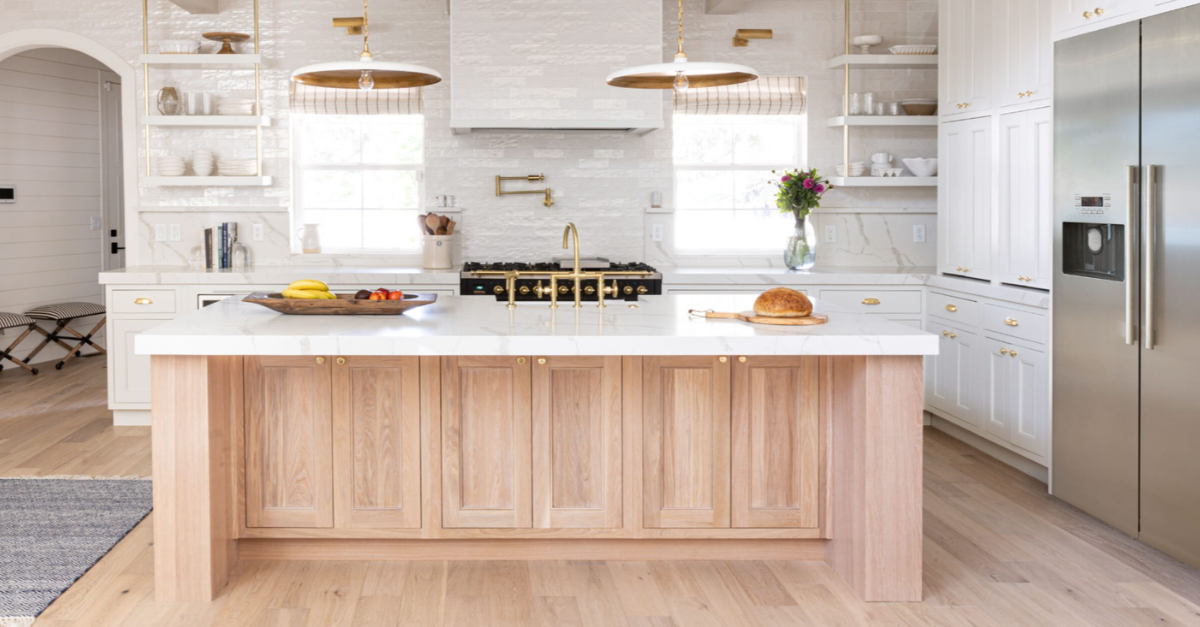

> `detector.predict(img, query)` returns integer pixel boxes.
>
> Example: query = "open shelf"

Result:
[144,176,272,187]
[144,115,270,127]
[139,54,261,69]
[826,54,937,70]
[829,176,937,187]
[826,116,938,128]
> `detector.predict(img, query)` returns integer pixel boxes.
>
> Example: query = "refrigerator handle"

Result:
[1145,164,1157,350]
[1126,165,1137,345]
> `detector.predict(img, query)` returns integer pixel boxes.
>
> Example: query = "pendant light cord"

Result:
[360,0,373,59]
[675,0,687,59]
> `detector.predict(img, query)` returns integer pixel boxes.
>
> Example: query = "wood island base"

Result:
[150,354,923,604]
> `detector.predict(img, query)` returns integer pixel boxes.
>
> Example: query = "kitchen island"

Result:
[138,293,936,604]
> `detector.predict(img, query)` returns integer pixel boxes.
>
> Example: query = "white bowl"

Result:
[902,158,938,177]
[852,35,883,53]
[159,40,200,54]
[889,44,937,56]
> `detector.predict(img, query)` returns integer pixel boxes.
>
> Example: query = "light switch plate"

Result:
[154,224,167,241]
[651,223,664,242]
[913,224,926,243]
[169,224,181,242]
[824,225,837,243]
[90,217,102,230]
[252,223,264,242]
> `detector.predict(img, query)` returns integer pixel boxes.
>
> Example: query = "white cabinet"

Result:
[111,318,167,405]
[998,0,1053,108]
[1053,0,1142,37]
[926,319,983,428]
[981,336,1048,459]
[997,108,1053,288]
[939,117,993,280]
[940,0,994,118]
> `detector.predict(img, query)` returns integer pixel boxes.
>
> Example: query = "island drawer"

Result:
[111,289,177,314]
[817,289,922,315]
[982,303,1046,345]
[927,291,978,324]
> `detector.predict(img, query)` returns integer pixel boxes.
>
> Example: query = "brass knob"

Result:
[336,357,346,365]
[942,330,950,336]
[962,267,970,273]
[1095,7,1104,15]
[636,285,648,295]
[1000,348,1009,355]
[623,285,634,295]
[945,304,958,313]
[962,103,969,108]
[584,285,596,295]
[1084,10,1093,18]
[316,357,325,364]
[517,357,526,365]
[134,297,153,305]
[738,356,747,363]
[949,333,957,339]
[1010,350,1019,357]
[1018,92,1025,98]
[1004,317,1019,327]
[718,356,728,363]
[519,286,530,295]
[537,358,546,365]
[493,285,505,294]
[559,285,569,294]
[862,297,881,305]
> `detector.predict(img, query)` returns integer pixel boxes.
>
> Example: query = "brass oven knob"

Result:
[584,285,596,295]
[559,285,569,294]
[636,285,648,295]
[519,286,530,295]
[493,285,505,294]
[623,285,634,295]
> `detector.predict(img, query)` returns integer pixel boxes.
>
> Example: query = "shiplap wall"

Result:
[0,48,109,365]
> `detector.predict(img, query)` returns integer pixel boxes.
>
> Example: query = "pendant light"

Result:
[291,0,441,91]
[606,0,757,92]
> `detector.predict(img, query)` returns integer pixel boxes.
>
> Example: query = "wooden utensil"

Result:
[439,215,450,230]
[446,219,456,235]
[688,309,829,326]
[425,213,441,234]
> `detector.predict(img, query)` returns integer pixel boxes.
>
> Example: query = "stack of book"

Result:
[204,223,239,269]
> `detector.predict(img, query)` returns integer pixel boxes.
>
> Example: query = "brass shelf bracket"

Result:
[496,174,554,207]
[733,29,773,47]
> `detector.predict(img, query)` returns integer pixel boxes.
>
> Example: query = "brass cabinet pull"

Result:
[1000,348,1009,355]
[949,333,957,339]
[316,357,325,365]
[134,297,153,305]
[1095,7,1105,15]
[737,356,747,363]
[517,357,526,365]
[1083,10,1093,18]
[862,298,881,305]
[718,356,728,363]
[1004,317,1019,327]
[1010,349,1019,357]
[945,304,958,313]
[537,358,547,365]
[942,330,950,336]
[336,357,346,365]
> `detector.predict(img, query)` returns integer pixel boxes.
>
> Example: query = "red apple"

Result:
[387,291,404,300]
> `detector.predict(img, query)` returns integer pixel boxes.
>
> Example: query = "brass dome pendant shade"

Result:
[606,0,757,91]
[290,0,441,90]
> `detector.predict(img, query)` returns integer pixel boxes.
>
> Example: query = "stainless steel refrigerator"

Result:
[1054,5,1200,569]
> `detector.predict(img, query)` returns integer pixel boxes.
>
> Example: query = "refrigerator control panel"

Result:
[1074,194,1111,215]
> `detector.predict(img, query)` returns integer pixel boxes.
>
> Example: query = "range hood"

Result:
[449,0,664,134]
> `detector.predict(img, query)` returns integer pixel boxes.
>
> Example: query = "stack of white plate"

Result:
[192,150,214,177]
[157,155,186,177]
[218,159,257,176]
[159,40,200,54]
[217,99,255,116]
[835,162,867,177]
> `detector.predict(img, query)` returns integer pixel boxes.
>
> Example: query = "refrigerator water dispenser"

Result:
[1062,222,1125,281]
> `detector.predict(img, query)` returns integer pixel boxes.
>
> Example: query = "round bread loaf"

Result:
[753,287,813,318]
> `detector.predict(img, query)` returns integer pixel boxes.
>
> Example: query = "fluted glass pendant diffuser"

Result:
[290,0,441,90]
[606,0,757,91]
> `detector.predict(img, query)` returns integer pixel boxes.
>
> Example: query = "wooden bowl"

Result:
[242,292,437,315]
[901,102,937,116]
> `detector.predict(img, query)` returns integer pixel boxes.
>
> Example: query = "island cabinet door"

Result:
[244,356,334,528]
[643,356,731,529]
[731,356,821,529]
[441,356,533,528]
[332,357,422,529]
[532,356,622,529]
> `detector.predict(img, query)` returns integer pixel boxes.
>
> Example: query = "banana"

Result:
[283,288,331,300]
[287,279,329,292]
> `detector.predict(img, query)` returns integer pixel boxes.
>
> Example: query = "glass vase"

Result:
[783,215,816,270]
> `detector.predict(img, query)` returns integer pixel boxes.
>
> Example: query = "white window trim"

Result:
[289,115,426,256]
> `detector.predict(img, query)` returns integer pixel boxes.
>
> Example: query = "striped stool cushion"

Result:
[25,302,106,321]
[0,312,36,330]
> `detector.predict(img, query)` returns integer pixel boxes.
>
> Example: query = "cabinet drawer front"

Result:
[983,303,1046,344]
[112,289,176,314]
[927,291,978,325]
[818,290,922,314]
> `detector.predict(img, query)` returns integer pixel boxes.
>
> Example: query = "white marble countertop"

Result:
[135,293,938,357]
[99,265,461,286]
[658,265,935,286]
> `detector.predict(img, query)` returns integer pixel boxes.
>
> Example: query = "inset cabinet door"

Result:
[940,0,994,117]
[998,108,1053,288]
[643,356,731,529]
[332,356,422,529]
[441,356,533,528]
[982,339,1011,443]
[998,0,1053,107]
[532,356,623,529]
[1006,345,1048,457]
[245,356,334,528]
[111,318,166,404]
[927,322,983,428]
[939,116,993,280]
[731,356,821,529]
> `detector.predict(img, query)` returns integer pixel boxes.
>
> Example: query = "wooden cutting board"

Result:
[688,309,829,326]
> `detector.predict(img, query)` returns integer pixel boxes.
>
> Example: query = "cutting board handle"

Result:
[688,309,743,320]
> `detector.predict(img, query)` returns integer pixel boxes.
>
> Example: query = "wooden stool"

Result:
[23,302,107,371]
[0,312,40,375]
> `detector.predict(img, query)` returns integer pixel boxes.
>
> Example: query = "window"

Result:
[673,114,805,254]
[292,114,424,254]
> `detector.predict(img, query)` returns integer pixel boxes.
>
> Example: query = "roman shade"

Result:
[288,82,424,115]
[673,77,806,115]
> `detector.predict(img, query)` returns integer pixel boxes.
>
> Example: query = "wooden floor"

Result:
[4,359,1200,626]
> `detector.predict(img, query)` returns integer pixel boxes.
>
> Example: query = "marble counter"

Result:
[98,265,461,286]
[135,293,938,357]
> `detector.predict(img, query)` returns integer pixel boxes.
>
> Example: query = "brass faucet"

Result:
[561,222,585,308]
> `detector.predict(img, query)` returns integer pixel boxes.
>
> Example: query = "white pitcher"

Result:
[297,224,322,254]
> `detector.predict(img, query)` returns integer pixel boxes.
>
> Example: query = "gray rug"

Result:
[0,478,152,627]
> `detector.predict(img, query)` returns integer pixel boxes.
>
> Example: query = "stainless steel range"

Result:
[460,260,661,304]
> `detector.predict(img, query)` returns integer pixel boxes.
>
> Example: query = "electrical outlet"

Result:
[913,224,926,243]
[154,224,167,241]
[651,223,665,242]
[90,217,102,230]
[824,225,837,243]
[169,224,181,242]
[253,223,264,242]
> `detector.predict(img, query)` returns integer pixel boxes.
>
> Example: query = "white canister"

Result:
[423,235,454,269]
